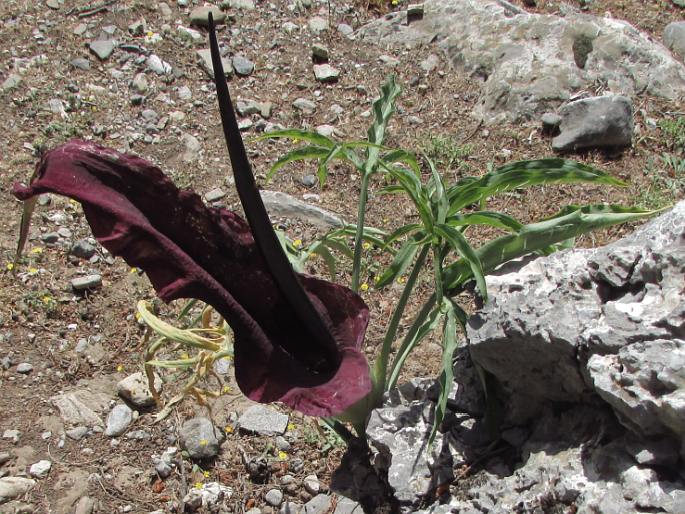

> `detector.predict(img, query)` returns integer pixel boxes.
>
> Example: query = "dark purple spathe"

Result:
[13,140,371,416]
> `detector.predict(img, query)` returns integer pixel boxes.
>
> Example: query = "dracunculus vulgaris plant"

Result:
[11,14,660,443]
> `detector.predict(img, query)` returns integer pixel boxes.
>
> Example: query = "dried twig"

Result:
[67,0,118,18]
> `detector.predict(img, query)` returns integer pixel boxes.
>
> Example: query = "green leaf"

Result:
[311,243,337,280]
[380,161,433,230]
[375,235,422,288]
[429,298,463,445]
[426,156,449,225]
[434,223,487,301]
[387,297,442,390]
[446,211,523,232]
[443,205,662,293]
[381,149,422,176]
[382,223,423,247]
[448,159,626,214]
[254,129,335,149]
[267,146,332,181]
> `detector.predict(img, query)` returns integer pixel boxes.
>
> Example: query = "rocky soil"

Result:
[0,0,683,513]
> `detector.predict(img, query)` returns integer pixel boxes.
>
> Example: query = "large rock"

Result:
[551,95,633,152]
[260,190,344,228]
[357,0,685,123]
[467,201,685,437]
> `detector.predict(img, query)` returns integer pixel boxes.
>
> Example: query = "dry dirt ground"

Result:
[0,0,683,512]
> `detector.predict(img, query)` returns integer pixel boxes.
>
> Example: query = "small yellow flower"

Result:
[116,364,124,372]
[199,439,209,447]
[360,283,369,292]
[362,242,371,250]
[42,295,52,304]
[397,276,407,284]
[202,470,210,478]
[134,312,142,321]
[180,352,190,360]
[194,482,204,489]
[30,247,43,254]
[5,263,14,271]
[278,451,288,460]
[293,239,302,248]
[146,31,154,37]
[225,425,234,434]
[91,106,97,112]
[28,267,39,274]
[287,422,296,431]
[129,267,139,274]
[69,199,78,206]
[391,0,399,5]
[222,385,232,394]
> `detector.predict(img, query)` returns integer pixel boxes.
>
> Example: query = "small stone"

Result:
[16,363,33,374]
[1,73,22,92]
[2,430,20,443]
[70,239,97,260]
[141,108,159,123]
[0,477,36,503]
[407,3,424,19]
[0,452,11,466]
[128,19,146,36]
[282,22,298,33]
[158,2,173,19]
[303,474,320,495]
[29,460,52,478]
[664,21,685,61]
[265,488,284,506]
[313,64,339,83]
[71,274,102,291]
[74,496,96,514]
[419,54,440,73]
[180,134,202,162]
[105,404,134,437]
[147,54,172,75]
[337,23,353,37]
[379,55,400,66]
[66,426,89,441]
[73,23,88,36]
[289,457,304,473]
[300,174,317,188]
[228,0,256,9]
[312,44,329,61]
[177,86,192,100]
[57,227,72,238]
[70,58,91,71]
[88,40,115,60]
[232,55,255,76]
[131,73,149,94]
[117,372,161,408]
[275,435,291,451]
[130,95,145,106]
[190,6,226,27]
[205,188,226,203]
[293,98,316,114]
[180,417,224,459]
[308,16,328,34]
[541,112,562,135]
[41,232,60,244]
[302,494,330,514]
[237,405,289,436]
[197,49,233,79]
[46,0,60,9]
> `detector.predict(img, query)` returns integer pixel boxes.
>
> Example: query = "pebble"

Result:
[0,452,11,466]
[70,240,97,260]
[2,430,20,443]
[197,49,233,79]
[180,133,202,162]
[74,496,96,514]
[88,40,115,60]
[180,417,224,459]
[131,73,149,94]
[71,274,102,291]
[205,188,226,203]
[147,54,172,75]
[1,73,22,92]
[265,488,284,506]
[117,372,161,408]
[289,457,304,473]
[303,474,320,495]
[177,86,192,100]
[337,23,353,37]
[282,22,298,33]
[73,23,88,36]
[280,502,303,514]
[313,64,339,83]
[232,55,255,76]
[66,426,89,441]
[228,0,256,9]
[312,44,329,61]
[275,435,291,451]
[300,174,317,188]
[105,404,134,437]
[190,6,227,26]
[16,362,33,374]
[40,232,60,244]
[0,477,36,503]
[29,460,52,478]
[70,58,91,71]
[293,98,316,114]
[46,0,60,8]
[303,494,331,514]
[237,405,289,436]
[57,227,72,238]
[541,112,562,135]
[308,16,328,34]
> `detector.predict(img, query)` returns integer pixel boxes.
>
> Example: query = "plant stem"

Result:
[433,245,444,305]
[374,244,429,392]
[351,172,371,292]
